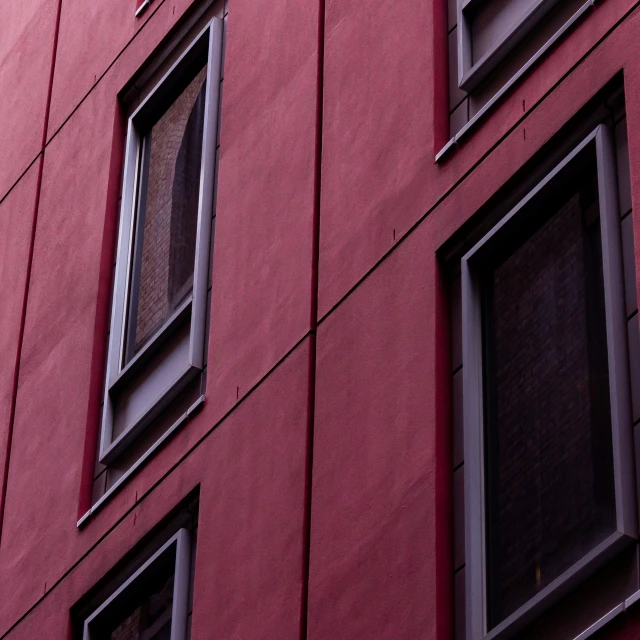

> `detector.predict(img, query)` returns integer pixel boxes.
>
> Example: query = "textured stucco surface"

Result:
[1,0,640,638]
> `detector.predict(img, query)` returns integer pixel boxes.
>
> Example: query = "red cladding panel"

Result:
[192,339,310,640]
[318,0,435,318]
[0,0,58,200]
[309,223,441,640]
[0,75,121,630]
[206,0,319,421]
[4,0,640,639]
[318,0,638,318]
[0,338,310,639]
[47,0,202,140]
[0,163,39,540]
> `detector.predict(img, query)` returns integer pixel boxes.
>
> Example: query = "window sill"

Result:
[111,295,192,395]
[480,531,633,640]
[436,0,595,164]
[100,362,198,466]
[572,586,640,640]
[78,395,205,529]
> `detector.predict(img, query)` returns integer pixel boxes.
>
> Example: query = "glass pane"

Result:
[483,173,617,629]
[108,574,174,640]
[126,65,208,363]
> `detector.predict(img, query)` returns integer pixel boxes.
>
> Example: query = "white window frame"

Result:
[99,18,223,465]
[461,125,638,640]
[457,0,560,92]
[82,528,191,640]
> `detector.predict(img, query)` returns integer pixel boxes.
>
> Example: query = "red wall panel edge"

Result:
[434,256,453,640]
[0,0,64,546]
[301,0,326,637]
[433,0,451,155]
[77,103,125,519]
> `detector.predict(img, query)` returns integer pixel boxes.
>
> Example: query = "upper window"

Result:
[457,0,560,92]
[99,19,223,466]
[124,65,207,366]
[445,0,593,145]
[460,125,637,639]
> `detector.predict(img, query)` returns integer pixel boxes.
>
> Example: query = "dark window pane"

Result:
[108,574,174,640]
[483,174,616,629]
[125,66,207,362]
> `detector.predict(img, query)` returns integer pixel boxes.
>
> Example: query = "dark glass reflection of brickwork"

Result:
[108,574,174,640]
[484,182,616,629]
[127,67,207,360]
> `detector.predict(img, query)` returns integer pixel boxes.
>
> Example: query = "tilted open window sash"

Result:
[461,125,637,640]
[100,19,223,465]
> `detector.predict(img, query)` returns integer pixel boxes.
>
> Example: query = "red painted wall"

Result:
[1,0,640,638]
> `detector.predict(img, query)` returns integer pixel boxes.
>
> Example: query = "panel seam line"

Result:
[0,0,64,548]
[0,330,312,639]
[316,0,640,328]
[300,0,325,637]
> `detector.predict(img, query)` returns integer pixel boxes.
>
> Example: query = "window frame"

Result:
[461,124,638,640]
[99,18,223,466]
[82,528,192,640]
[457,0,561,93]
[135,0,151,18]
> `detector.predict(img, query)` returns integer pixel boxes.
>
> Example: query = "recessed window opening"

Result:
[444,0,591,148]
[76,491,199,640]
[481,161,615,629]
[98,17,223,468]
[461,125,637,639]
[82,529,191,640]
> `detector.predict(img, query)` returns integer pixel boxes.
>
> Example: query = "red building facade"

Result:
[2,0,640,638]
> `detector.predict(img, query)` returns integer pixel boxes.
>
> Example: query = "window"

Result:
[460,125,638,639]
[81,529,193,640]
[99,19,223,466]
[75,495,199,638]
[457,0,560,92]
[444,0,593,146]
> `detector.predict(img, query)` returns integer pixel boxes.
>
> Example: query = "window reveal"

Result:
[126,67,207,362]
[99,19,223,467]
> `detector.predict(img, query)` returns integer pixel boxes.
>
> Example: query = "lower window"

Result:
[459,123,638,639]
[81,529,193,640]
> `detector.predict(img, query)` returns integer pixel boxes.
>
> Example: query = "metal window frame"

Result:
[457,0,561,92]
[461,125,637,640]
[82,528,191,640]
[99,18,223,465]
[135,0,151,18]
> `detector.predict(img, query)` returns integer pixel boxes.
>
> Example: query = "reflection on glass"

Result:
[108,575,174,640]
[483,174,616,629]
[126,66,208,363]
